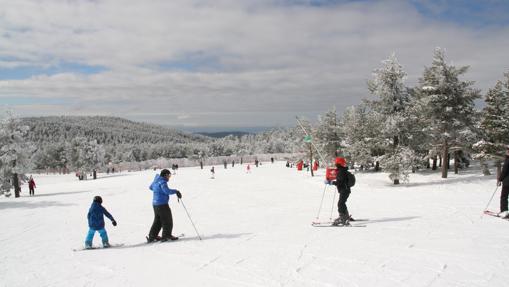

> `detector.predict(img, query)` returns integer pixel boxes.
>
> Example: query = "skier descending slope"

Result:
[331,157,355,226]
[147,169,182,242]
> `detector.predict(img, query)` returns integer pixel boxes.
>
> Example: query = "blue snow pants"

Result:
[85,228,109,246]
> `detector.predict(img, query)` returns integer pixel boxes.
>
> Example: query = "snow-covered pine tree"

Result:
[403,87,436,171]
[315,107,343,164]
[473,72,509,176]
[367,53,416,184]
[418,48,481,178]
[66,137,105,178]
[0,112,33,197]
[340,104,383,170]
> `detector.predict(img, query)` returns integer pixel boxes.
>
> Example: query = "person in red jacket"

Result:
[28,176,36,196]
[332,157,351,226]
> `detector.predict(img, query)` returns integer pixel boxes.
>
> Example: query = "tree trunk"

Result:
[441,141,448,178]
[481,159,491,176]
[438,155,442,167]
[375,161,380,172]
[13,173,20,198]
[432,156,437,170]
[447,153,450,170]
[394,179,400,184]
[454,151,459,174]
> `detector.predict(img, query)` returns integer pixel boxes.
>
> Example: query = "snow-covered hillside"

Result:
[1,162,508,287]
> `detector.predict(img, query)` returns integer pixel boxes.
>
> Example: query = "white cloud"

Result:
[0,0,508,127]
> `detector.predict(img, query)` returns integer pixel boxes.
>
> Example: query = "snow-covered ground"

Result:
[1,162,508,287]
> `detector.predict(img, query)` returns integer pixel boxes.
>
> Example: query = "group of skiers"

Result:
[85,168,182,248]
[83,149,509,248]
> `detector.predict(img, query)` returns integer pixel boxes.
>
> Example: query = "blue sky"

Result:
[0,0,508,128]
[0,60,106,80]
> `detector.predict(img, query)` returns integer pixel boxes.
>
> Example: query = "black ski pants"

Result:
[337,189,350,215]
[501,185,509,212]
[149,204,173,239]
[29,187,35,196]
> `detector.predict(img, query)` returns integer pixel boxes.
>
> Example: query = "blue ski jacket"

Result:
[149,174,178,206]
[87,202,115,230]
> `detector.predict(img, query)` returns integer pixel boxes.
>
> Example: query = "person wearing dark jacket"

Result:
[28,176,36,196]
[332,157,351,226]
[147,169,182,242]
[497,147,509,218]
[85,196,116,248]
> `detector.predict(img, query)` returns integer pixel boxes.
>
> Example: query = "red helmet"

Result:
[335,157,347,167]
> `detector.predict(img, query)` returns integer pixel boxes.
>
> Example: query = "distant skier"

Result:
[28,176,36,196]
[232,160,235,168]
[331,157,352,226]
[147,169,182,242]
[210,166,215,179]
[246,164,251,173]
[497,146,509,218]
[85,196,117,248]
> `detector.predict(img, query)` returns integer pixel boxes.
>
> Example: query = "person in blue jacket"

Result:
[147,169,182,242]
[85,196,117,248]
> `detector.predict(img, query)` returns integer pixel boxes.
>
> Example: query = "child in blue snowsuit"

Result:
[85,196,117,248]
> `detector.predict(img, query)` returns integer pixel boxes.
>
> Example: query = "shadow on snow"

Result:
[0,200,75,210]
[116,232,253,249]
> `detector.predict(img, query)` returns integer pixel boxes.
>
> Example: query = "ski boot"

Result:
[333,213,350,226]
[103,241,111,248]
[146,235,162,243]
[85,241,93,249]
[161,235,179,242]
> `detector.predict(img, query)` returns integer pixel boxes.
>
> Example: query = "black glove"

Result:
[176,190,182,199]
[112,220,117,226]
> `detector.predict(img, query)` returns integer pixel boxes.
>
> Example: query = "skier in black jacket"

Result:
[332,157,351,226]
[497,147,509,218]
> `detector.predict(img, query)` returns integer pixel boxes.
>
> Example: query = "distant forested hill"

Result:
[19,116,302,170]
[21,116,209,145]
[195,131,251,138]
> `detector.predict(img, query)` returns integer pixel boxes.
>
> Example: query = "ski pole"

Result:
[180,199,202,240]
[482,185,500,216]
[329,191,337,221]
[315,184,328,221]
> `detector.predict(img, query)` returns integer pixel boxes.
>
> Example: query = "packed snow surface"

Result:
[1,162,508,286]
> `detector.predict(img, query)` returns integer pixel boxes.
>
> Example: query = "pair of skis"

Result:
[483,210,509,221]
[311,217,369,228]
[73,243,124,252]
[73,233,186,251]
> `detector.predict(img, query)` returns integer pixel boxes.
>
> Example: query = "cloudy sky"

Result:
[1,0,508,130]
